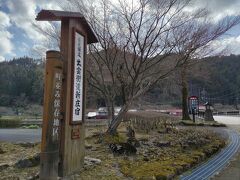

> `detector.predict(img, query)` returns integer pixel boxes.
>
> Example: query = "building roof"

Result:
[36,10,98,44]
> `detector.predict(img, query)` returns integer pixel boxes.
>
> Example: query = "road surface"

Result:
[0,128,41,142]
[180,129,240,180]
[214,115,240,125]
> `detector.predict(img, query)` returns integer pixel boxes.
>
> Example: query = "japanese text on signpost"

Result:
[72,31,84,123]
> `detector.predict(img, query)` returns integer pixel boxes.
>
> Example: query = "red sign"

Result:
[189,96,198,100]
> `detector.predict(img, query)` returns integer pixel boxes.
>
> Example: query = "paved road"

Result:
[180,129,240,180]
[0,128,41,142]
[214,115,240,125]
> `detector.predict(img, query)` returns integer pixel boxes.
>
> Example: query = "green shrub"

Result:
[0,118,21,128]
[22,124,39,129]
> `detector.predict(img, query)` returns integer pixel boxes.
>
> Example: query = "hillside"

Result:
[0,54,239,113]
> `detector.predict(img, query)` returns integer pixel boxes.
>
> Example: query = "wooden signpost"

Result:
[40,51,63,179]
[36,10,98,178]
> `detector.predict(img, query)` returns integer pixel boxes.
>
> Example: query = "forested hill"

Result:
[0,57,44,107]
[190,54,240,106]
[133,54,240,107]
[0,55,239,108]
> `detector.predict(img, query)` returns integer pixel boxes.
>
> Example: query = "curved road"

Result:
[180,129,240,180]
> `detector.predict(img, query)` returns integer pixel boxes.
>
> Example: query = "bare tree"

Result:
[169,10,240,120]
[67,0,211,134]
[31,21,61,57]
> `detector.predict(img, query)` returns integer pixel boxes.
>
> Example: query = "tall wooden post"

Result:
[58,17,86,177]
[40,51,63,179]
[36,10,98,177]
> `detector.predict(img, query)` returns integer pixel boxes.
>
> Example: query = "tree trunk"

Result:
[106,104,129,135]
[181,67,191,120]
[235,93,239,110]
[234,96,239,110]
[106,98,115,127]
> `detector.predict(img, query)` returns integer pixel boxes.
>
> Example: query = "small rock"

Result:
[85,143,93,149]
[84,157,101,165]
[111,163,118,168]
[153,141,171,147]
[157,130,165,134]
[140,141,151,146]
[27,173,39,180]
[0,163,9,171]
[15,153,40,168]
[143,157,149,161]
[91,147,98,151]
[127,138,140,147]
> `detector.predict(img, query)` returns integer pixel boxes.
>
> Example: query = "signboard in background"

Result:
[188,96,199,114]
[71,29,85,124]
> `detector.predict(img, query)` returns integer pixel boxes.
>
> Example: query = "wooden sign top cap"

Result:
[36,10,84,21]
[36,10,98,44]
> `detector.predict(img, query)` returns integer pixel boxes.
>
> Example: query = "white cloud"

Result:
[0,11,14,60]
[30,44,48,58]
[6,0,46,41]
[0,56,5,62]
[17,42,29,53]
[0,11,10,28]
[210,35,240,55]
[188,0,240,21]
[0,30,13,53]
[3,0,64,58]
[221,36,240,55]
[36,0,63,10]
[5,0,64,43]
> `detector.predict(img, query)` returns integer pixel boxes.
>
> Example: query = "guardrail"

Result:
[213,111,240,116]
[21,119,42,126]
[198,110,240,118]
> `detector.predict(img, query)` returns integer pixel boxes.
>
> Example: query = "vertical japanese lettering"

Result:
[72,31,84,123]
[52,72,62,140]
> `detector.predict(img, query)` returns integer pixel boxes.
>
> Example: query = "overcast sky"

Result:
[0,0,240,61]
